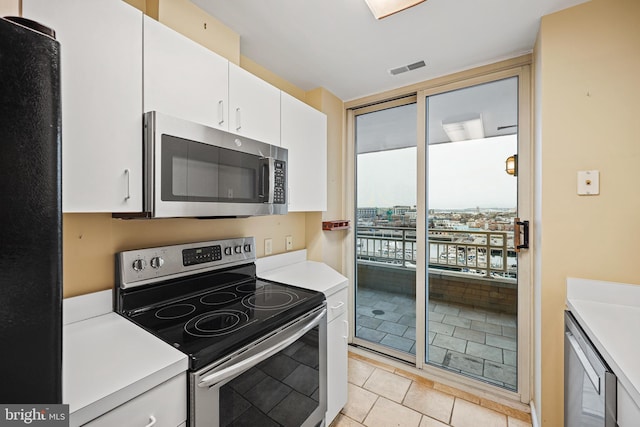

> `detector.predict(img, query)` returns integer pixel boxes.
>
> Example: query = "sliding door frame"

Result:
[344,55,532,404]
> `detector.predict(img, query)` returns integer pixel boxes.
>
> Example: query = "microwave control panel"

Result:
[274,160,286,204]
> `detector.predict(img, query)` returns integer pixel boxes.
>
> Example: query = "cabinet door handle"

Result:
[124,169,131,201]
[331,301,345,310]
[144,415,157,427]
[343,319,348,339]
[235,107,241,131]
[218,100,224,125]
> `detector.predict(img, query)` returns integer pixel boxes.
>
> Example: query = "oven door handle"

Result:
[197,307,327,388]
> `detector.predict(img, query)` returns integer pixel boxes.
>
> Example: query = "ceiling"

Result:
[193,0,589,101]
[356,77,518,154]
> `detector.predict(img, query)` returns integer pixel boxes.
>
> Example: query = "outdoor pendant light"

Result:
[505,154,517,176]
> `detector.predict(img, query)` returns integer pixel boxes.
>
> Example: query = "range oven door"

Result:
[190,305,327,427]
[564,311,616,427]
[145,111,287,218]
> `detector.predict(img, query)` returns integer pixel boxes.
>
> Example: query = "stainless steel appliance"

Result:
[143,111,288,218]
[0,16,62,403]
[115,238,327,427]
[564,311,616,427]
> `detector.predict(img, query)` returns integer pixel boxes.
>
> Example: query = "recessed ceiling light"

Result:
[442,115,485,142]
[364,0,427,19]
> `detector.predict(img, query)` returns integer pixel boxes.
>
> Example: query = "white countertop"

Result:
[257,251,348,296]
[566,278,640,408]
[63,290,188,426]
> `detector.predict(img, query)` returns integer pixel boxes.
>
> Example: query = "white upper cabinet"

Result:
[280,92,327,212]
[23,0,143,213]
[228,63,281,145]
[143,16,229,130]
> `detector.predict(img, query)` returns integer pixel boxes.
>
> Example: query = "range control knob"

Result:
[234,245,242,254]
[132,259,147,272]
[244,244,252,253]
[150,256,165,269]
[224,247,233,256]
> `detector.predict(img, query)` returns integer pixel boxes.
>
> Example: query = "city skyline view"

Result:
[357,135,517,210]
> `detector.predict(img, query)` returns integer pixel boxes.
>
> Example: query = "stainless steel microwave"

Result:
[143,111,287,218]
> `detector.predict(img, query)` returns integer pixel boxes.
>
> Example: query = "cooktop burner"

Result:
[122,277,323,369]
[115,238,326,370]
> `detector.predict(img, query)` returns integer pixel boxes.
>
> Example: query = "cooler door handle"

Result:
[566,331,601,393]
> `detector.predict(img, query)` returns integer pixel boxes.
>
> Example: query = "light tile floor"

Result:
[356,287,517,390]
[330,353,532,427]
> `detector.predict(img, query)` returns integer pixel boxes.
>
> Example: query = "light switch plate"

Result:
[577,170,600,195]
[265,238,273,255]
[285,235,293,251]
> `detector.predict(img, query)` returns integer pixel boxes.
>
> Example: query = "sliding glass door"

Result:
[425,77,519,390]
[353,97,418,361]
[349,66,530,398]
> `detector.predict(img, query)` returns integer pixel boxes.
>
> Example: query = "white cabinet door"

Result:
[326,314,348,425]
[23,0,143,212]
[84,374,186,427]
[144,16,229,130]
[228,62,280,145]
[280,92,327,211]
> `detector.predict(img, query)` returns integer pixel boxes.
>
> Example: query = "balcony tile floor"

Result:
[356,287,517,390]
[330,352,532,427]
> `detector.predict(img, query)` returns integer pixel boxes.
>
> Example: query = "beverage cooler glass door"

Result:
[564,311,616,427]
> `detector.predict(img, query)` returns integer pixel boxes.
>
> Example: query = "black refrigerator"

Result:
[0,16,62,403]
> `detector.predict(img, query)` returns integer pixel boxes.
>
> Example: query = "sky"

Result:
[357,135,517,210]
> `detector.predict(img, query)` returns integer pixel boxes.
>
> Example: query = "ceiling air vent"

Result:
[389,60,426,76]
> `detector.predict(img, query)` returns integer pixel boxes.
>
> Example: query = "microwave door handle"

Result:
[259,160,269,202]
[260,158,275,203]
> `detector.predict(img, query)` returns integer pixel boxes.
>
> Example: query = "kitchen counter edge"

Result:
[566,277,640,409]
[64,290,189,426]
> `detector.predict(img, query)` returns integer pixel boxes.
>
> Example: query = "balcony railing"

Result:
[356,226,516,279]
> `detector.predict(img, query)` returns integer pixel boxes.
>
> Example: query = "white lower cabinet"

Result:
[325,288,348,424]
[84,374,186,427]
[617,383,640,427]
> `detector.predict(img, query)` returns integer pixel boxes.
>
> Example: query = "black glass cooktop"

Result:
[122,277,325,370]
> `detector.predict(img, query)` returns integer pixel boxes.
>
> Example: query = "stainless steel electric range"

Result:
[115,237,327,427]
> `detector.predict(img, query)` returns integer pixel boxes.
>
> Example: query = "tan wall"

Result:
[63,213,306,297]
[127,0,240,64]
[536,0,640,425]
[240,55,306,101]
[0,0,19,16]
[63,1,345,297]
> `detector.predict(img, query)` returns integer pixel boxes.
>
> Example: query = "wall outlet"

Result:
[264,238,273,255]
[285,235,293,251]
[577,170,600,195]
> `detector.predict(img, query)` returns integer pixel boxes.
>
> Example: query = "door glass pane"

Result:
[426,78,519,390]
[354,101,417,356]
